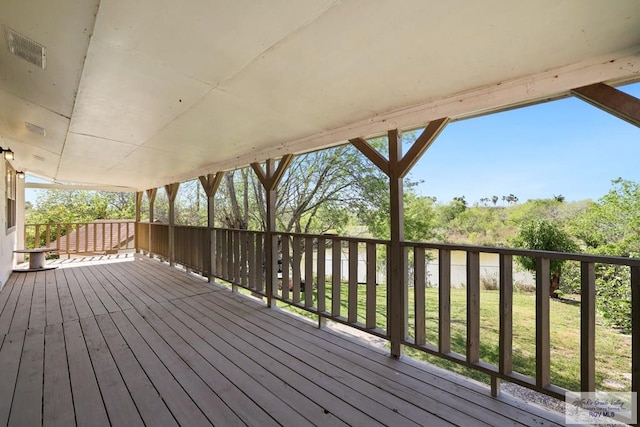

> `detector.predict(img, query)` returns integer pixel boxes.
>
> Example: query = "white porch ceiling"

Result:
[1,0,639,191]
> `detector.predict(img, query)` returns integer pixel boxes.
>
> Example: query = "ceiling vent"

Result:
[25,121,46,136]
[4,26,46,70]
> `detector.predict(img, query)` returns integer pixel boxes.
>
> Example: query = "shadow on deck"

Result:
[0,255,567,426]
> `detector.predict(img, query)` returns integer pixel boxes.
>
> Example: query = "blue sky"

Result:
[410,82,640,204]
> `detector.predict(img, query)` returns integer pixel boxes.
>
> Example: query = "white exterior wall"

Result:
[0,160,16,289]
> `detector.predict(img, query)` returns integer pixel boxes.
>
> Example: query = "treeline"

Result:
[26,146,639,331]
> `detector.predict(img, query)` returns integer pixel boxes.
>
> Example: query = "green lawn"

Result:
[274,282,631,393]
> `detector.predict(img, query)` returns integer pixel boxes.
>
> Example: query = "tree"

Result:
[27,190,135,224]
[214,144,390,235]
[510,219,578,298]
[572,178,640,257]
[568,178,640,330]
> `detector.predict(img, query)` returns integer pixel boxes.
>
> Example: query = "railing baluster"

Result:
[305,236,314,308]
[332,239,341,317]
[216,229,223,276]
[66,224,70,254]
[247,232,255,291]
[292,236,302,303]
[255,233,263,293]
[495,253,513,397]
[348,241,358,324]
[45,225,51,249]
[35,224,40,248]
[220,230,227,279]
[93,223,97,253]
[414,247,426,345]
[631,266,640,416]
[227,229,234,282]
[317,238,326,321]
[439,249,451,353]
[76,223,80,253]
[84,222,88,253]
[234,230,241,284]
[536,257,551,388]
[281,237,290,300]
[366,242,377,330]
[467,251,480,363]
[581,261,596,392]
[117,222,122,252]
[240,231,248,287]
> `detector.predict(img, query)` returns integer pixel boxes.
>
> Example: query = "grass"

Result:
[271,281,631,393]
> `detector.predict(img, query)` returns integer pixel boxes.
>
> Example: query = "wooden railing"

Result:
[27,220,640,402]
[149,223,170,259]
[174,225,210,276]
[127,223,640,403]
[25,221,135,255]
[136,222,150,252]
[205,228,640,402]
[402,241,640,400]
[212,229,389,337]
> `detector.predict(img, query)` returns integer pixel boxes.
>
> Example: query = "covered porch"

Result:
[0,255,564,426]
[3,1,640,425]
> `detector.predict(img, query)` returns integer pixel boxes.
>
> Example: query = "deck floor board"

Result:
[0,255,566,426]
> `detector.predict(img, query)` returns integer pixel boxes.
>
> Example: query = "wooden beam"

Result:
[270,154,294,191]
[134,192,143,253]
[146,188,157,223]
[25,182,136,192]
[145,188,157,204]
[535,258,551,388]
[250,156,293,307]
[438,249,451,354]
[134,192,143,222]
[164,183,180,204]
[632,266,640,421]
[572,83,640,128]
[198,175,222,281]
[398,118,449,177]
[388,129,405,358]
[198,173,223,198]
[580,262,596,392]
[250,162,269,189]
[164,183,180,267]
[466,251,480,364]
[350,137,390,176]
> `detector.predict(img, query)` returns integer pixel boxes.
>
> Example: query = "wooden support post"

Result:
[199,173,223,282]
[572,83,640,128]
[467,251,480,364]
[146,188,157,257]
[439,249,451,354]
[388,129,405,358]
[536,258,551,388]
[350,117,449,360]
[581,262,596,392]
[165,183,180,266]
[631,266,640,418]
[497,254,513,397]
[134,191,142,253]
[251,155,293,308]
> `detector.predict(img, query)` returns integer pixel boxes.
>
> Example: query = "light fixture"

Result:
[16,171,25,179]
[1,147,14,160]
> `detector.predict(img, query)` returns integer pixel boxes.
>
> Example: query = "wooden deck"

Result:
[0,255,567,426]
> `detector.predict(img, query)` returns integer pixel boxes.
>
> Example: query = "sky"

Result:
[26,82,639,206]
[409,82,640,204]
